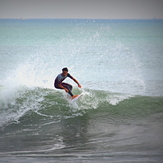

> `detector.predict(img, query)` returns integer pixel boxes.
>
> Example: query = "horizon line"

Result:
[0,18,162,20]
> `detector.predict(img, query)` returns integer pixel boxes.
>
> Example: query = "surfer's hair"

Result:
[62,67,68,72]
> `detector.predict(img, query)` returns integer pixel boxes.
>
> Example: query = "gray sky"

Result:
[0,0,163,19]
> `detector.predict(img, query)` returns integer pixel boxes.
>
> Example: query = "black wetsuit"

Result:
[54,73,73,96]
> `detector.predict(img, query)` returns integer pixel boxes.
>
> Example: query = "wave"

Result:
[0,85,163,129]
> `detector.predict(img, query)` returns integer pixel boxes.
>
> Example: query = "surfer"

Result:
[54,67,82,99]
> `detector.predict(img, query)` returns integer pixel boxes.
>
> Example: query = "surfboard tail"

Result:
[71,94,83,102]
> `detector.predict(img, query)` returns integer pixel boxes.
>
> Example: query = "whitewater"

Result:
[0,19,163,163]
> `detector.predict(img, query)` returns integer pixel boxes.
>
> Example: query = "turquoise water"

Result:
[0,19,163,162]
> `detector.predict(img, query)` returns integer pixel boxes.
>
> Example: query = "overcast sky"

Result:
[0,0,163,19]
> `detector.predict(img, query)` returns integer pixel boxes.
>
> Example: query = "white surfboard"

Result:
[71,93,83,102]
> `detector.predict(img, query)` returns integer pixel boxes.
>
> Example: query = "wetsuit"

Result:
[54,73,73,96]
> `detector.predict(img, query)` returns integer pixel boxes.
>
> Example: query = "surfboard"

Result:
[71,93,83,102]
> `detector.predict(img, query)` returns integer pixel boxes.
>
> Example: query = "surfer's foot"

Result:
[72,95,79,99]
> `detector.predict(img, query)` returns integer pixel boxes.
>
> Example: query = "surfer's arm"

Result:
[72,78,82,88]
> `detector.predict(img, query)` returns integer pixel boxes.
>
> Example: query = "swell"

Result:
[0,86,163,128]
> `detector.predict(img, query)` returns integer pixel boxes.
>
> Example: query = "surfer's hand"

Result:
[64,88,69,93]
[78,84,82,88]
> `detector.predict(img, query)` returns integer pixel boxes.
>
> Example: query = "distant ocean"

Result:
[0,19,163,163]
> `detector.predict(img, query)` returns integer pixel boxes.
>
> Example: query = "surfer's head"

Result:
[62,67,68,72]
[62,67,68,76]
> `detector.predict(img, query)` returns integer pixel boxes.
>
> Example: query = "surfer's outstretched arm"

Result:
[72,77,82,88]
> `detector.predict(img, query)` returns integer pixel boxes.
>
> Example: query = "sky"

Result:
[0,0,163,19]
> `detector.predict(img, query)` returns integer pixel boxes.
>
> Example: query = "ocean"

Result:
[0,19,163,163]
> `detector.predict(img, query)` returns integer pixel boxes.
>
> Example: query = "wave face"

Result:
[0,86,163,127]
[0,19,163,162]
[0,86,163,123]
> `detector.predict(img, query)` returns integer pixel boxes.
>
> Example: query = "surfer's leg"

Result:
[61,83,73,96]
